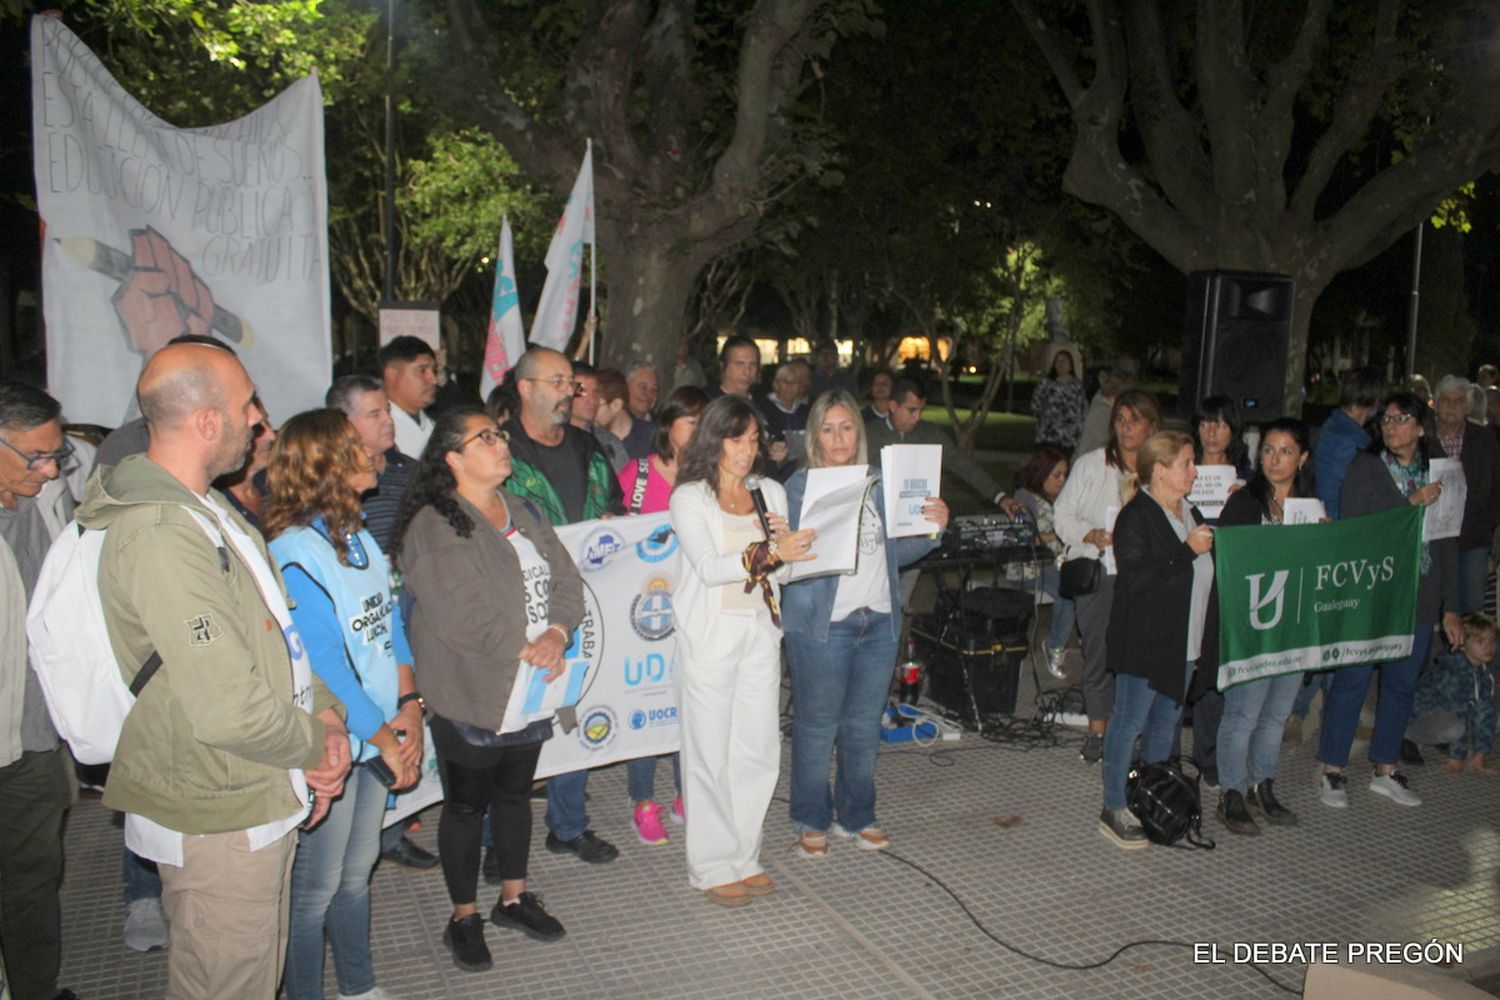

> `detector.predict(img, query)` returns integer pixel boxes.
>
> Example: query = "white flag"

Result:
[479,217,526,401]
[529,142,594,351]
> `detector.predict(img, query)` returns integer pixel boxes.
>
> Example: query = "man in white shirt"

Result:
[380,336,438,459]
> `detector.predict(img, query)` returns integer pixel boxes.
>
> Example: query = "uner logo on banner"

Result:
[1247,570,1289,631]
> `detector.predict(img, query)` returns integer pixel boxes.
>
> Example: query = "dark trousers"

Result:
[0,748,71,1000]
[436,743,543,907]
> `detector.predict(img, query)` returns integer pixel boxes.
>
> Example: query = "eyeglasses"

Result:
[1380,413,1416,426]
[460,427,508,449]
[523,375,581,394]
[0,435,75,471]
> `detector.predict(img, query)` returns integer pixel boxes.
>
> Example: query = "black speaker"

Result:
[1180,270,1294,418]
[909,610,1025,721]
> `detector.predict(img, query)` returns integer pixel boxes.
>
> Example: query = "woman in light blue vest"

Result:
[266,409,422,1000]
[781,390,948,859]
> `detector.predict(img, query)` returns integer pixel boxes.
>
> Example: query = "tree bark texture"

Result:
[1013,0,1500,413]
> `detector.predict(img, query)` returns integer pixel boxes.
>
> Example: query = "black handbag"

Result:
[1057,557,1100,598]
[1125,761,1215,849]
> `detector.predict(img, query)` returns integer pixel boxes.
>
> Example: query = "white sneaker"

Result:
[1045,646,1068,680]
[1318,771,1348,809]
[123,897,169,952]
[340,988,400,1000]
[1369,770,1421,807]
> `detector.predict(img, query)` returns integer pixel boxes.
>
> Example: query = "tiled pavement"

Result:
[56,651,1500,999]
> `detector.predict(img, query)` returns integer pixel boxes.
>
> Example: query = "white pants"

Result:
[677,609,783,891]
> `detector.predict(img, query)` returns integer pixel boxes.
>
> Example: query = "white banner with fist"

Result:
[30,15,331,428]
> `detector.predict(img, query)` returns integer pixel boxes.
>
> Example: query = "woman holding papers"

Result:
[1211,418,1316,835]
[616,385,706,845]
[782,390,949,859]
[1316,393,1461,811]
[1098,431,1215,849]
[669,395,817,906]
[391,406,582,972]
[1055,391,1162,763]
[264,410,420,1000]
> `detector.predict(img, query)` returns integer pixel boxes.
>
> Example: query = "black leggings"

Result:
[435,737,543,907]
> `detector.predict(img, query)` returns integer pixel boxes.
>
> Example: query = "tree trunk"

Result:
[594,215,717,370]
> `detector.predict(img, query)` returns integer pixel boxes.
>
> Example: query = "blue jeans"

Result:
[1102,669,1189,811]
[1291,670,1333,720]
[285,763,387,1000]
[545,768,590,842]
[785,609,898,834]
[1458,547,1489,614]
[1040,565,1077,650]
[627,754,682,802]
[1318,626,1435,769]
[1217,672,1305,793]
[122,847,161,905]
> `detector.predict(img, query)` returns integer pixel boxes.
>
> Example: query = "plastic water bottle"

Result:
[898,638,922,705]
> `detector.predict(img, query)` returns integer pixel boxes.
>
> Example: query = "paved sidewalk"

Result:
[56,659,1500,999]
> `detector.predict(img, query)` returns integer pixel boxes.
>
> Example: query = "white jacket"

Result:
[668,479,790,661]
[1053,447,1127,562]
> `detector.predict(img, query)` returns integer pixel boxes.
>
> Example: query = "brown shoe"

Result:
[741,872,775,896]
[705,882,752,908]
[795,831,828,859]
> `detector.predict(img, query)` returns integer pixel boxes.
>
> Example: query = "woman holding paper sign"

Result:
[1316,393,1461,810]
[392,406,582,972]
[263,410,420,1000]
[669,394,817,907]
[782,390,948,859]
[1211,418,1317,835]
[1098,431,1215,849]
[1055,391,1162,764]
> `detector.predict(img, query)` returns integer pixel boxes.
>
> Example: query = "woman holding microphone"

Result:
[1098,431,1215,849]
[781,390,948,858]
[669,395,817,907]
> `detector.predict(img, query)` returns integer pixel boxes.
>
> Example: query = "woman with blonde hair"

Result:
[1097,430,1215,849]
[781,391,948,858]
[264,409,421,1000]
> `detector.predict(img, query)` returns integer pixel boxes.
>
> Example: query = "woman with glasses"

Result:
[263,409,420,1000]
[391,406,582,972]
[1316,393,1462,810]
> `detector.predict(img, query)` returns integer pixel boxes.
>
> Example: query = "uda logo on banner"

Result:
[1247,570,1290,631]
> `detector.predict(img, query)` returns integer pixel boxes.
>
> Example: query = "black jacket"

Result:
[1106,489,1207,703]
[1341,451,1458,626]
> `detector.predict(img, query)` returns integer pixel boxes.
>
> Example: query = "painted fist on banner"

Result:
[111,227,216,354]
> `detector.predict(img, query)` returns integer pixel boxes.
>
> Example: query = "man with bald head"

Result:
[77,343,351,999]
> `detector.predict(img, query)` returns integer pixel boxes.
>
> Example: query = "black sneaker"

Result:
[381,835,439,870]
[482,847,501,886]
[443,914,492,972]
[1080,734,1104,764]
[1199,766,1220,792]
[1215,789,1260,835]
[491,891,566,942]
[545,830,619,864]
[1098,807,1148,850]
[1247,779,1298,826]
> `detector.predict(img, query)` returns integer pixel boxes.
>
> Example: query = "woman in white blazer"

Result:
[668,395,817,907]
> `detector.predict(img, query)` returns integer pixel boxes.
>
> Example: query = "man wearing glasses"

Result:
[501,348,625,868]
[0,380,80,1000]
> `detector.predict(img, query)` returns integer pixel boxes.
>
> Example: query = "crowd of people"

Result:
[2,333,1498,998]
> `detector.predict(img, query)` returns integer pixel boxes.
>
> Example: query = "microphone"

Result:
[744,474,773,539]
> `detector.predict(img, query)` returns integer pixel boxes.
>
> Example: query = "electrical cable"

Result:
[875,846,1304,996]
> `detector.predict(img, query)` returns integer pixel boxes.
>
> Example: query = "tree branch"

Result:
[1194,0,1259,207]
[1010,0,1084,108]
[1288,0,1402,224]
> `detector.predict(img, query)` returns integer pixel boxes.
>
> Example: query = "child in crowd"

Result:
[1411,613,1497,775]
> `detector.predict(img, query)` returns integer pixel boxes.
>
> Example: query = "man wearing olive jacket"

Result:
[77,343,350,1000]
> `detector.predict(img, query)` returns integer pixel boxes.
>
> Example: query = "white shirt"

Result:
[831,492,891,620]
[392,407,433,460]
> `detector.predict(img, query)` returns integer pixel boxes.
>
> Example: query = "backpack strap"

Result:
[629,458,651,515]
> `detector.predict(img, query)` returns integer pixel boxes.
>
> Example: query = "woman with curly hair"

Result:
[390,406,583,973]
[263,409,421,1000]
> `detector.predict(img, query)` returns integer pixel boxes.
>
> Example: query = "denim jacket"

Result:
[780,470,938,643]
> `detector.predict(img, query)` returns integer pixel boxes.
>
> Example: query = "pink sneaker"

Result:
[670,796,685,825]
[633,801,669,845]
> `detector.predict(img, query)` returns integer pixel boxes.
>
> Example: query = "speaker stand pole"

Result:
[1406,222,1423,380]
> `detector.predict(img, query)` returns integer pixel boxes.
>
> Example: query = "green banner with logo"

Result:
[1214,505,1421,689]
